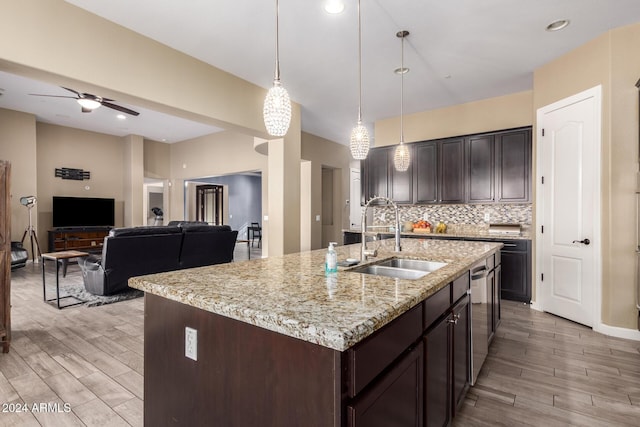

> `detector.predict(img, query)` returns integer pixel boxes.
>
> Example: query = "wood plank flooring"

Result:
[455,301,640,426]
[1,248,638,426]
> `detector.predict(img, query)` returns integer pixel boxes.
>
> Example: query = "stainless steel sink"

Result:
[348,258,447,280]
[377,258,447,272]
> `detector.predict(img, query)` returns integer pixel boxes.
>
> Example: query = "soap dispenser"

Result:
[325,242,338,273]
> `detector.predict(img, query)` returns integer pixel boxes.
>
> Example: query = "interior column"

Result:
[123,134,144,227]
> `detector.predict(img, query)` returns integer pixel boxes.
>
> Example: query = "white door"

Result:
[350,168,362,229]
[536,86,601,327]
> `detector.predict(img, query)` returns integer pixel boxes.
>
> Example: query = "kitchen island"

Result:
[130,238,501,426]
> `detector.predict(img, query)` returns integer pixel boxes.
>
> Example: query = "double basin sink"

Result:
[348,258,447,280]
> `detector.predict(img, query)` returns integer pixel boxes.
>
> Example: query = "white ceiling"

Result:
[2,0,640,145]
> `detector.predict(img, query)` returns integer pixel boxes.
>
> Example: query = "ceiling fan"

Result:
[29,87,140,116]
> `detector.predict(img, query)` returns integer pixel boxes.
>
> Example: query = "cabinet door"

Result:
[414,142,439,203]
[348,342,423,427]
[451,296,470,415]
[439,138,465,203]
[389,145,414,204]
[500,249,530,302]
[363,148,390,201]
[424,318,450,427]
[466,135,494,203]
[495,129,531,202]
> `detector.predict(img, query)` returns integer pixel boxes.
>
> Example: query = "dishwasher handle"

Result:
[471,265,487,280]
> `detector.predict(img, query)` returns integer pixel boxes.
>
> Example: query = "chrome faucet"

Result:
[361,196,402,261]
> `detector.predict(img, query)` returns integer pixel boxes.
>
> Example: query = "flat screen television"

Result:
[52,196,115,228]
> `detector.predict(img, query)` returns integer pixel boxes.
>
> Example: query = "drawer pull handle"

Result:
[447,314,461,325]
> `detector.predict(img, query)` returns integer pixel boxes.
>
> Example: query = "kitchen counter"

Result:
[344,227,531,240]
[129,238,501,351]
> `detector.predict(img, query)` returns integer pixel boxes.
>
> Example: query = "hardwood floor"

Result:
[1,251,638,426]
[455,300,640,427]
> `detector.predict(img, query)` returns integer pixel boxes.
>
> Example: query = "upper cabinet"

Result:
[495,129,531,203]
[439,138,465,203]
[361,126,532,205]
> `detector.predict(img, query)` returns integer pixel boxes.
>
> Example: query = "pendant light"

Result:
[263,0,292,137]
[350,0,370,160]
[393,30,410,172]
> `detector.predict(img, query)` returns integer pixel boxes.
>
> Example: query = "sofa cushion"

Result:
[109,226,181,238]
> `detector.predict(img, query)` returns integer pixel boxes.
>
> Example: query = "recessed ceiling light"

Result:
[323,0,345,14]
[394,67,409,75]
[116,114,126,120]
[546,19,570,32]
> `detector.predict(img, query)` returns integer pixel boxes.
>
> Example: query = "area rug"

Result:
[59,281,143,308]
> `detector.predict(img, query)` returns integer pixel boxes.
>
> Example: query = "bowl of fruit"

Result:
[412,220,431,233]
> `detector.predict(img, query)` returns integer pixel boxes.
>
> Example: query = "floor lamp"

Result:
[20,196,41,262]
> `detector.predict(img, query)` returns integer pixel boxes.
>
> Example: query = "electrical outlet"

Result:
[422,213,429,221]
[484,212,490,222]
[185,327,197,361]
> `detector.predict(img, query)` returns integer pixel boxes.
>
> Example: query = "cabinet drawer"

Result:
[423,284,450,330]
[497,239,528,252]
[452,272,470,303]
[346,304,423,398]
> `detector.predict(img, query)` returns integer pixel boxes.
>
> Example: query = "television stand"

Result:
[48,227,111,253]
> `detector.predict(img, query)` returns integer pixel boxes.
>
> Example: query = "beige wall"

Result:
[533,23,640,330]
[35,123,127,248]
[301,132,351,249]
[144,140,171,180]
[0,108,37,254]
[375,91,533,147]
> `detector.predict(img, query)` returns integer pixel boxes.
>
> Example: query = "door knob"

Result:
[572,238,590,245]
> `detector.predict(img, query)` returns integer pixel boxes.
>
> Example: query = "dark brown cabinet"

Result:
[466,135,494,203]
[363,147,390,201]
[361,127,531,205]
[48,227,111,253]
[500,239,531,302]
[423,273,470,427]
[390,145,414,204]
[348,342,423,427]
[495,129,531,202]
[414,142,438,203]
[439,138,465,203]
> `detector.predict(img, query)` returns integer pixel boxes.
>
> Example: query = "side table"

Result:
[41,250,89,309]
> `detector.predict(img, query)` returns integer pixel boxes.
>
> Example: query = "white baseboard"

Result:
[594,322,640,342]
[521,300,640,341]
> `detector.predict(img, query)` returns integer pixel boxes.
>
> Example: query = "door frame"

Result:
[534,85,602,330]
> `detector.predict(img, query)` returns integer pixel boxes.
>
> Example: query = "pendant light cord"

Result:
[274,0,281,82]
[357,0,363,123]
[400,32,405,144]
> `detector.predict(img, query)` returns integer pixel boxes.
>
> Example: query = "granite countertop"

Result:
[129,238,501,352]
[344,227,531,240]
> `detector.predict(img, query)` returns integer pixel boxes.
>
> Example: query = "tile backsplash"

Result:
[372,203,532,233]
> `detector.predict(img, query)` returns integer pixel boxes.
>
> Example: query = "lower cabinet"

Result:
[499,240,531,303]
[423,274,471,427]
[348,342,424,427]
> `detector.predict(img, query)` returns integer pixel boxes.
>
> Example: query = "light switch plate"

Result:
[185,327,197,361]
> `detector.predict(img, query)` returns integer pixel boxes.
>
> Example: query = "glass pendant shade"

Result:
[263,81,291,137]
[350,121,370,160]
[394,144,410,171]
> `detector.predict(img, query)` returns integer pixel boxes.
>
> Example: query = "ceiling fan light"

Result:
[263,81,292,137]
[393,144,410,172]
[350,122,370,160]
[77,98,101,110]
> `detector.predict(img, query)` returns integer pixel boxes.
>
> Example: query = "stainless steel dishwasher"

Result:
[470,258,488,385]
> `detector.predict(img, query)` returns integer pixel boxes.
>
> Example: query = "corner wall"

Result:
[0,108,37,255]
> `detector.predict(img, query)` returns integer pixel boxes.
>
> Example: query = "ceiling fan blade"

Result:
[28,93,76,99]
[61,87,81,97]
[101,101,140,116]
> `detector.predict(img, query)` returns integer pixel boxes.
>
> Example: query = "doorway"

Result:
[536,86,602,327]
[196,184,224,225]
